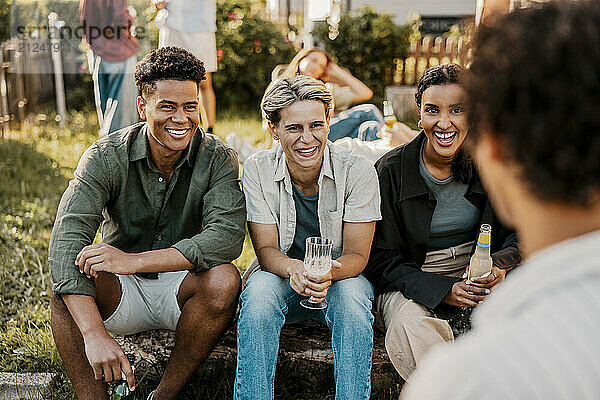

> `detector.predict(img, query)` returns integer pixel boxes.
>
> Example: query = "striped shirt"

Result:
[401,229,600,400]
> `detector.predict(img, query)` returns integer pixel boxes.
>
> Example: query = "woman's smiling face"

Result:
[420,83,469,163]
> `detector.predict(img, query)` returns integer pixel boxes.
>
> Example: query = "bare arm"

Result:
[247,221,309,296]
[61,294,135,389]
[331,221,376,281]
[478,0,510,25]
[325,63,373,104]
[76,244,194,278]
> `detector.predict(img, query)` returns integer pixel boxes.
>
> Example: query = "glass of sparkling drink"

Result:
[300,237,333,310]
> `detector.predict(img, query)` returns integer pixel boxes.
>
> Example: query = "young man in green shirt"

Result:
[49,46,246,400]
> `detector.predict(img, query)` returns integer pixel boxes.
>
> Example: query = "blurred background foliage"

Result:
[3,1,414,112]
[213,0,295,112]
[0,0,10,42]
[313,7,412,106]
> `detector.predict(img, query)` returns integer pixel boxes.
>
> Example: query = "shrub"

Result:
[8,0,294,113]
[0,0,9,42]
[213,0,295,112]
[140,0,294,112]
[313,7,411,106]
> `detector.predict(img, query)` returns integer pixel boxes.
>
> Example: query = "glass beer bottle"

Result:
[383,100,397,128]
[468,224,493,280]
[111,354,135,400]
[382,100,397,145]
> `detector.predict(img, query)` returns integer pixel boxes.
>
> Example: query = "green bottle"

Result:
[111,354,135,400]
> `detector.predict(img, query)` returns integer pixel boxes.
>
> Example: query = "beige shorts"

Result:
[159,29,217,72]
[103,271,188,335]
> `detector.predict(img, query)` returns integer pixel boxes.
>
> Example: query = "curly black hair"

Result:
[466,0,600,206]
[414,64,475,184]
[415,64,464,108]
[134,46,206,97]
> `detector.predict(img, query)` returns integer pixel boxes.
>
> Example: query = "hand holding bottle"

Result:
[83,330,135,390]
[443,279,491,307]
[468,265,507,292]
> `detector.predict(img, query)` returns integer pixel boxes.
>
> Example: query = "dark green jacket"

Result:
[49,123,246,298]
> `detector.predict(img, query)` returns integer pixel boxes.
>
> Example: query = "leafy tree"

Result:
[313,7,411,105]
[0,0,9,42]
[213,0,295,111]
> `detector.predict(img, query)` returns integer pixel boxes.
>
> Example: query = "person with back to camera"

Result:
[364,63,521,382]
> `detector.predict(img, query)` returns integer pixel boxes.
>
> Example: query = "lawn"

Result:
[0,110,266,398]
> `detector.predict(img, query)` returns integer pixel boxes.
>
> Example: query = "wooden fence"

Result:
[393,35,469,86]
[0,33,82,137]
[385,35,469,120]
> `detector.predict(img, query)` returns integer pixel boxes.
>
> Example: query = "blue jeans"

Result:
[234,270,374,400]
[328,104,384,142]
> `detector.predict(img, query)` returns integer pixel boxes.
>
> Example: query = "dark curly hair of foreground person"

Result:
[466,0,600,206]
[134,46,206,97]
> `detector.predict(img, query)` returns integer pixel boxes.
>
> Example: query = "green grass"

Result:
[0,109,265,397]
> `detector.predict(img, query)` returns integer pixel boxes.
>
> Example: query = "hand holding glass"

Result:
[300,237,333,310]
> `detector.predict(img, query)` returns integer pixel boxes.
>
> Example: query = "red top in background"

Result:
[79,0,139,62]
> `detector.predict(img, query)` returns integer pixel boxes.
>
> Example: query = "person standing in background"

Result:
[80,0,140,136]
[154,0,217,134]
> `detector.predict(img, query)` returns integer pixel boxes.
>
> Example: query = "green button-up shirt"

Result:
[49,123,246,298]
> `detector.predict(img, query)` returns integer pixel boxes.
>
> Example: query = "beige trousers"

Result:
[376,291,453,381]
[376,241,473,380]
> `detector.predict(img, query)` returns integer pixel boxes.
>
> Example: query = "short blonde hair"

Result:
[261,74,334,125]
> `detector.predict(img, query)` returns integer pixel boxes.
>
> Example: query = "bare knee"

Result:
[181,263,241,315]
[206,263,241,314]
[93,272,121,320]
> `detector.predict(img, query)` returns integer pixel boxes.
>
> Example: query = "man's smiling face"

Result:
[139,79,200,156]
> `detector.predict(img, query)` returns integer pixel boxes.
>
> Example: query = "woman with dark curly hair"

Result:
[364,64,521,381]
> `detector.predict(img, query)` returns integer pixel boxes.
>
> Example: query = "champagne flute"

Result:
[300,237,333,310]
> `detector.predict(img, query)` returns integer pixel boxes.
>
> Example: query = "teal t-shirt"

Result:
[419,141,481,251]
[286,182,321,261]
